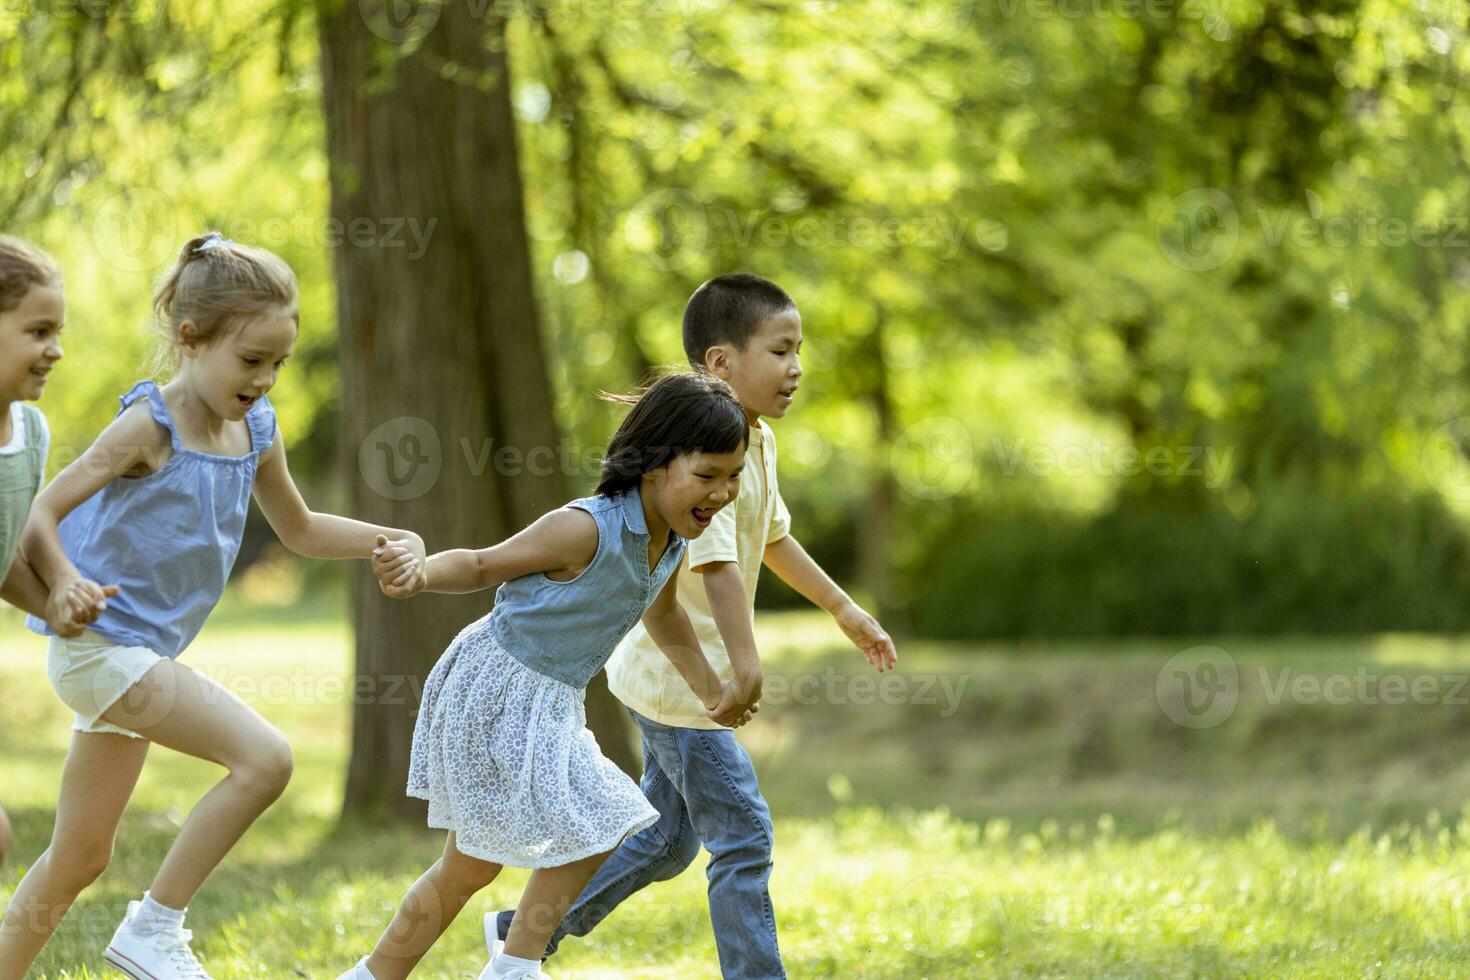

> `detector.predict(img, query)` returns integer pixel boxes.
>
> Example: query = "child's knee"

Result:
[234,736,294,801]
[46,842,112,891]
[440,849,501,891]
[666,828,702,874]
[708,820,774,872]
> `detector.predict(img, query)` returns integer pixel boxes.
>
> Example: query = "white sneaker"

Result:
[334,956,371,980]
[104,900,212,979]
[478,914,552,980]
[476,962,551,980]
[483,910,505,960]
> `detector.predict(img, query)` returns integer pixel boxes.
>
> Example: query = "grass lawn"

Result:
[5,604,1470,977]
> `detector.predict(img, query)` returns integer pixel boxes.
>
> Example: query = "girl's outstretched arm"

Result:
[253,429,426,573]
[377,507,600,596]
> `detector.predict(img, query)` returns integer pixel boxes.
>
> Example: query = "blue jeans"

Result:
[542,709,785,978]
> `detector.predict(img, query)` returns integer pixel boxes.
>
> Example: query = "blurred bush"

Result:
[914,487,1470,637]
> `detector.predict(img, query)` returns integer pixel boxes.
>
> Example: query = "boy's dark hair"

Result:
[682,273,796,368]
[595,372,749,497]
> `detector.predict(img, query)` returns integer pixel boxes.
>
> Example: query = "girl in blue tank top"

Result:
[340,373,752,980]
[0,233,428,980]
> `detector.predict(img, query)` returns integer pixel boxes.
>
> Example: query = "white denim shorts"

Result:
[46,629,164,739]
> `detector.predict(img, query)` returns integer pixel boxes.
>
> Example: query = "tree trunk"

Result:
[318,0,635,821]
[858,307,902,629]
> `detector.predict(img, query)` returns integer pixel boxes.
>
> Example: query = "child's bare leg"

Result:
[0,732,149,980]
[99,658,294,908]
[504,849,615,962]
[363,832,502,980]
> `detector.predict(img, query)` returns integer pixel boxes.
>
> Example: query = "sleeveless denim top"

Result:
[26,380,277,658]
[488,489,687,689]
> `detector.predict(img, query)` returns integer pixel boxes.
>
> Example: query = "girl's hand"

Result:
[705,679,759,729]
[373,534,427,599]
[46,578,119,638]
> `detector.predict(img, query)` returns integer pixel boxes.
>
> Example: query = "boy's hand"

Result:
[705,679,759,728]
[734,670,764,706]
[46,578,119,639]
[835,599,897,672]
[373,534,427,599]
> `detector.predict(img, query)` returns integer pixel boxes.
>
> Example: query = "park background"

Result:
[5,0,1470,975]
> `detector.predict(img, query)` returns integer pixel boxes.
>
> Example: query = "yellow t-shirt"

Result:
[606,419,791,729]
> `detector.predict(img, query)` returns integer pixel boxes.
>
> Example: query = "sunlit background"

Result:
[5,0,1470,975]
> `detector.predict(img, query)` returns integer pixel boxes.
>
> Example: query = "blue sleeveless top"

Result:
[487,489,687,689]
[26,380,277,658]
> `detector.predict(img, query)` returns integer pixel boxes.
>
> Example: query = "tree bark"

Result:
[858,307,902,629]
[318,0,635,821]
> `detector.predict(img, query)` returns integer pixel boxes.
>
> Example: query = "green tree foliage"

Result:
[4,0,1469,635]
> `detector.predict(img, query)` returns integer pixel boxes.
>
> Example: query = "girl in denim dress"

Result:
[344,373,755,980]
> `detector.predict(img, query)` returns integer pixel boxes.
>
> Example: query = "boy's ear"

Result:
[703,343,731,378]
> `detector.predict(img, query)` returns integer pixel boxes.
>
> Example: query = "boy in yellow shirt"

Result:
[483,274,897,978]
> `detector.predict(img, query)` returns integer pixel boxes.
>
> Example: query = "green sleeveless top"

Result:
[0,402,48,582]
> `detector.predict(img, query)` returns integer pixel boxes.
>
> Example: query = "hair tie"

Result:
[193,233,233,255]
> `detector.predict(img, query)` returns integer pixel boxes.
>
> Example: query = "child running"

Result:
[0,232,426,980]
[486,274,898,979]
[340,371,755,980]
[0,235,114,630]
[0,235,114,874]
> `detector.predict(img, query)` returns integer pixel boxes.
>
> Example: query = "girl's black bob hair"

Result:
[595,371,749,497]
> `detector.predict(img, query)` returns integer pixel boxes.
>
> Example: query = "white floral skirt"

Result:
[407,615,658,868]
